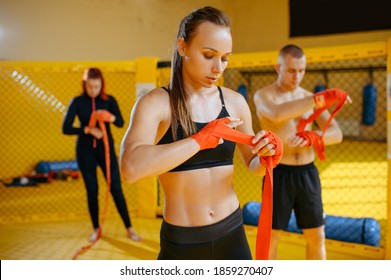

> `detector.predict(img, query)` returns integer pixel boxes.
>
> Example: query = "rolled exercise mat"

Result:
[36,160,79,173]
[242,201,380,246]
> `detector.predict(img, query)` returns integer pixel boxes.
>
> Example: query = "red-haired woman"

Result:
[63,68,141,242]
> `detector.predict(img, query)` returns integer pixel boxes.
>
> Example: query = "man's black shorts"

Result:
[271,162,325,230]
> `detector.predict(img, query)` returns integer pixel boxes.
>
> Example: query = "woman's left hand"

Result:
[251,130,276,157]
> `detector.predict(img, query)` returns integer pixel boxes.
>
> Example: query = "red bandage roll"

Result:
[202,117,283,260]
[254,131,282,260]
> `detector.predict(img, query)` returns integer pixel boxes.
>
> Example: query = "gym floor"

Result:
[0,215,161,260]
[0,213,264,260]
[0,211,385,260]
[0,141,387,260]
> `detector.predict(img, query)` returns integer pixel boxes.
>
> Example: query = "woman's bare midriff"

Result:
[158,165,239,227]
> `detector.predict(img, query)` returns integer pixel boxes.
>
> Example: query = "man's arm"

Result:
[253,87,316,123]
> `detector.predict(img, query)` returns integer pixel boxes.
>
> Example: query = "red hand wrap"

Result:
[296,131,325,160]
[253,131,282,260]
[73,110,111,260]
[197,117,283,260]
[297,88,348,160]
[313,88,347,109]
[190,118,230,150]
[97,110,114,122]
[88,111,98,128]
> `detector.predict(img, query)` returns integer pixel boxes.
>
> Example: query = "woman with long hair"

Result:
[63,68,141,243]
[120,7,276,259]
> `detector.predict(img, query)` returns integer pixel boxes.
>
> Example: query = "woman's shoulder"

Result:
[103,94,117,102]
[133,87,171,114]
[218,86,249,117]
[130,87,171,123]
[219,86,247,104]
[139,87,170,103]
[73,94,84,100]
[69,95,84,104]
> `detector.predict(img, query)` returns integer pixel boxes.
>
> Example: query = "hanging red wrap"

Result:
[297,89,347,160]
[72,110,113,260]
[196,118,283,260]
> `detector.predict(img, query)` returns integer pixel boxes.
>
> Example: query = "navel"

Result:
[294,153,299,163]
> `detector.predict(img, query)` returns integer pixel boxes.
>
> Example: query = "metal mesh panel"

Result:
[1,53,387,251]
[0,62,138,222]
[224,56,387,248]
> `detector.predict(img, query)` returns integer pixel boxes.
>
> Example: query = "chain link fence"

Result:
[0,48,388,252]
[0,62,139,223]
[223,55,387,248]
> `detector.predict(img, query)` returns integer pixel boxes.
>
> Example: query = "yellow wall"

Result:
[1,0,390,61]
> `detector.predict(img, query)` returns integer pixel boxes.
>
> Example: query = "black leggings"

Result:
[158,207,252,260]
[77,139,131,229]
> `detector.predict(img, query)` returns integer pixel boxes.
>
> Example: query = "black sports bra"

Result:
[157,86,236,172]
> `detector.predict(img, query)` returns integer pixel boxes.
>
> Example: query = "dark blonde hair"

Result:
[169,6,231,139]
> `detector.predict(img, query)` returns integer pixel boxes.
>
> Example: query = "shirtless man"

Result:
[253,44,351,259]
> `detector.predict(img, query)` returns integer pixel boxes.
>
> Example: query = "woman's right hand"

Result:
[85,127,103,139]
[190,118,242,150]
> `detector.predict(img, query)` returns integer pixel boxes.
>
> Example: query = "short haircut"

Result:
[278,44,305,63]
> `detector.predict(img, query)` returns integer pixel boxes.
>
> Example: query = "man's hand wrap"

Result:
[190,118,230,150]
[296,131,325,160]
[297,88,348,160]
[313,88,347,109]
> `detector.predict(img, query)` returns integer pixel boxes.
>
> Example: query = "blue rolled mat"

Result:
[36,160,79,173]
[242,201,380,246]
